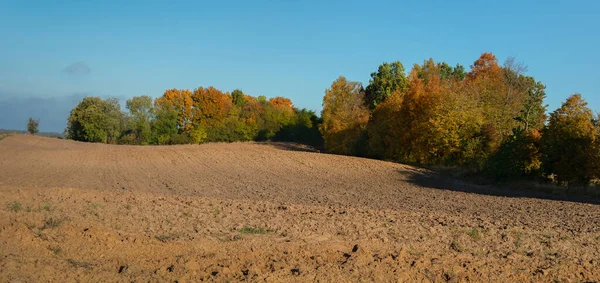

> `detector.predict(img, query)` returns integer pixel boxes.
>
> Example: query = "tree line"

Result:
[65,89,323,147]
[64,52,599,187]
[320,53,599,187]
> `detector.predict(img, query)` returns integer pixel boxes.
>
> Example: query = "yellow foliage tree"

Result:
[320,76,370,155]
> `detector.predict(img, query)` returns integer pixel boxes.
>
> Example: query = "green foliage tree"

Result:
[67,97,123,143]
[541,94,598,186]
[125,95,154,145]
[364,61,408,111]
[231,89,247,107]
[27,118,39,135]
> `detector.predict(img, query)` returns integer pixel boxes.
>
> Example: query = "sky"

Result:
[0,0,598,132]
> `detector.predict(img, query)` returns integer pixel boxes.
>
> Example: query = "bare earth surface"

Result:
[0,135,599,282]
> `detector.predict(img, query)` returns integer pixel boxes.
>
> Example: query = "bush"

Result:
[486,128,542,180]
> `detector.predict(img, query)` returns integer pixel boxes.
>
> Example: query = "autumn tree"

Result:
[364,61,408,111]
[320,76,370,155]
[367,89,403,159]
[191,86,232,128]
[541,94,598,186]
[27,117,39,135]
[155,89,195,133]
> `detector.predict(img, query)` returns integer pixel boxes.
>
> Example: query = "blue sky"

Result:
[0,0,598,132]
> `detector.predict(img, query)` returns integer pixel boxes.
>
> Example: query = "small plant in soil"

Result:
[468,228,481,240]
[48,246,61,255]
[156,233,178,242]
[7,201,22,212]
[42,217,63,229]
[41,203,52,211]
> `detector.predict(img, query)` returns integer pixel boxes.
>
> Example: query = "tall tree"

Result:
[231,89,246,107]
[151,98,180,144]
[541,94,598,186]
[156,89,195,133]
[320,76,370,155]
[123,96,153,144]
[364,61,408,111]
[27,118,39,135]
[516,77,547,131]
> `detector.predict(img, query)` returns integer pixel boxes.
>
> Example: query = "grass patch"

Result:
[468,228,481,240]
[155,233,179,242]
[513,231,523,249]
[0,134,9,142]
[41,217,64,230]
[41,203,52,211]
[48,246,61,255]
[239,226,270,235]
[67,259,91,269]
[7,201,22,212]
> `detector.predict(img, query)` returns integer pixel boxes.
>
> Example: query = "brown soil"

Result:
[1,135,599,282]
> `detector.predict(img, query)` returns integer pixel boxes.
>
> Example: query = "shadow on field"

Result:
[401,169,600,205]
[262,142,322,153]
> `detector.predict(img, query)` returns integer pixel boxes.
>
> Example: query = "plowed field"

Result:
[1,135,599,282]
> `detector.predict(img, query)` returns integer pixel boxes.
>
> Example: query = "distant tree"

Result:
[541,94,598,186]
[191,86,232,129]
[320,76,370,155]
[452,64,466,81]
[151,99,181,145]
[67,97,123,143]
[231,89,247,107]
[367,90,403,159]
[126,95,154,145]
[516,77,547,131]
[27,118,39,135]
[156,89,195,133]
[364,61,408,110]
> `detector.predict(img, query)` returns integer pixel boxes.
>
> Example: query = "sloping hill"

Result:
[1,135,599,281]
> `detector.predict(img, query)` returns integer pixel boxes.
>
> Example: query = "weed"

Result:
[450,241,463,252]
[239,226,269,235]
[41,203,52,211]
[125,204,132,210]
[41,217,63,230]
[89,203,103,210]
[214,207,220,217]
[468,228,481,240]
[513,231,523,249]
[115,224,121,231]
[67,259,91,268]
[48,246,61,255]
[156,233,178,242]
[7,201,21,212]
